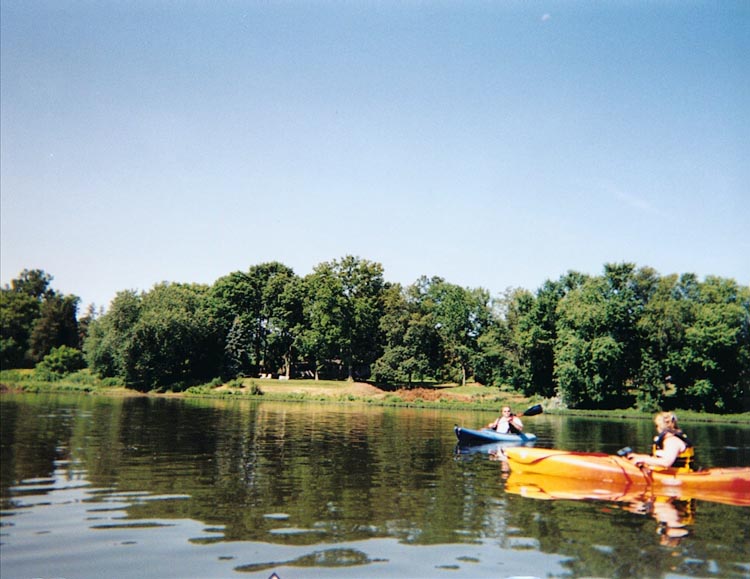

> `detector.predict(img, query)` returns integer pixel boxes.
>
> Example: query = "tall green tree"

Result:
[373,281,441,386]
[223,317,252,379]
[209,271,255,378]
[268,274,305,378]
[84,284,222,390]
[675,277,749,411]
[473,291,516,388]
[1,269,80,368]
[635,273,750,412]
[77,303,101,351]
[256,263,299,376]
[84,290,141,378]
[554,264,655,408]
[635,273,693,410]
[29,293,80,361]
[209,262,298,377]
[301,256,385,380]
[338,256,386,379]
[373,283,412,385]
[422,277,490,386]
[555,278,615,407]
[300,262,345,380]
[506,273,586,396]
[128,283,221,389]
[0,289,40,368]
[8,269,54,299]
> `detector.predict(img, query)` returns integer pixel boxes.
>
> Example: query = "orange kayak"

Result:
[503,447,750,507]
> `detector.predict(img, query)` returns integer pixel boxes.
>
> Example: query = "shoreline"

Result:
[2,376,749,425]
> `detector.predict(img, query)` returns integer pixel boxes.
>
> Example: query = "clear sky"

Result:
[2,1,748,310]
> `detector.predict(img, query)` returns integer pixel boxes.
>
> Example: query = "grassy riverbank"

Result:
[2,369,749,424]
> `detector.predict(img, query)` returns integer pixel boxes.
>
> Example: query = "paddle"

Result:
[518,404,543,417]
[617,446,655,488]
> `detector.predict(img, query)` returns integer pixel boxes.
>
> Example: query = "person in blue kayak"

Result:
[488,406,524,434]
[627,411,695,471]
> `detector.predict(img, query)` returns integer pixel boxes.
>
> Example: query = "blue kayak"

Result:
[454,425,537,446]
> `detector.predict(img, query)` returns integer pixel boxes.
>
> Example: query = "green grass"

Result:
[2,370,748,423]
[1,368,125,394]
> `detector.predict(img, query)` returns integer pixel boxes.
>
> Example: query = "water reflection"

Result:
[2,394,749,578]
[630,498,693,546]
[505,471,699,546]
[1,463,571,578]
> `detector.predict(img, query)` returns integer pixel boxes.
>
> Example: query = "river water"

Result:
[1,393,748,578]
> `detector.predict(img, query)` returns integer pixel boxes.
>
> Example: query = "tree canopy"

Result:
[3,260,748,412]
[1,269,80,368]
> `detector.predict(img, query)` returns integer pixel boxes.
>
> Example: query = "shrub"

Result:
[101,377,124,387]
[34,346,85,381]
[228,377,245,389]
[67,369,100,385]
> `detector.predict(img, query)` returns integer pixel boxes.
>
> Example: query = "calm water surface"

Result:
[1,393,749,578]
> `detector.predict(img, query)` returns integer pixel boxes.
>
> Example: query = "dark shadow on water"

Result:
[234,547,385,573]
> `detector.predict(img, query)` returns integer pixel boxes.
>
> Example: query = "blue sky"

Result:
[2,1,748,310]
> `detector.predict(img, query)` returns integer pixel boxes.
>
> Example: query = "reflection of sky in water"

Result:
[1,468,570,578]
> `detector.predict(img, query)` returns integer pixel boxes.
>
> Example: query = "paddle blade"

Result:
[521,404,543,417]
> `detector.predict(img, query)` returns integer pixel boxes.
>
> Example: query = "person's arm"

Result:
[509,416,523,432]
[628,436,684,468]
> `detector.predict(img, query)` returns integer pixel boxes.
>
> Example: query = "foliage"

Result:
[426,278,491,386]
[83,290,141,378]
[34,345,85,380]
[4,260,748,414]
[29,293,80,361]
[1,269,82,368]
[0,289,39,368]
[373,281,442,386]
[84,284,223,391]
[301,256,385,380]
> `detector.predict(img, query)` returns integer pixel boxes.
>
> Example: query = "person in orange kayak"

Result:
[488,406,524,434]
[627,411,695,471]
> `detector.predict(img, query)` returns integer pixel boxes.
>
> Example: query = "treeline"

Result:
[1,258,748,412]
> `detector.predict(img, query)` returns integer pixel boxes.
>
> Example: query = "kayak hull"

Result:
[455,426,536,445]
[505,470,750,507]
[503,447,750,506]
[455,441,530,458]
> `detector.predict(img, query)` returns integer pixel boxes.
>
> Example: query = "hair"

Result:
[654,411,678,431]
